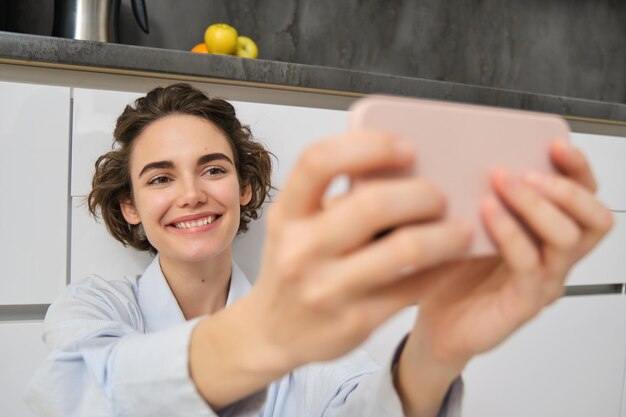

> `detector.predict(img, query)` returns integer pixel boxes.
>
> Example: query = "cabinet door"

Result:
[71,88,142,197]
[462,295,626,417]
[568,211,626,285]
[71,197,153,282]
[0,322,48,417]
[230,101,348,281]
[572,132,626,211]
[71,88,149,282]
[0,81,70,305]
[564,133,626,285]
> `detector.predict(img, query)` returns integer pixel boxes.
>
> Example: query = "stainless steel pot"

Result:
[52,0,149,43]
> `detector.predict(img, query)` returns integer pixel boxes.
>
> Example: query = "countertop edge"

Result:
[1,31,626,124]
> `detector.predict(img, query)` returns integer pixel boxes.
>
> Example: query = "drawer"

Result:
[463,295,626,417]
[0,321,47,417]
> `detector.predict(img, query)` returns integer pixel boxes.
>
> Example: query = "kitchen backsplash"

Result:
[1,0,624,104]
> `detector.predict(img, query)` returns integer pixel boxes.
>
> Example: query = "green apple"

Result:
[236,36,258,59]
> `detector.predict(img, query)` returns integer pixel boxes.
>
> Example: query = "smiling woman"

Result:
[87,84,272,255]
[24,83,613,417]
[118,115,253,269]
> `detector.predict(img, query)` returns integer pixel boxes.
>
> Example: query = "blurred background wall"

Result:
[1,0,624,103]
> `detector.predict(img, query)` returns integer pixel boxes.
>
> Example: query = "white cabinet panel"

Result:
[232,101,348,190]
[71,88,150,282]
[231,101,348,281]
[0,321,48,417]
[71,198,153,282]
[572,132,626,211]
[71,88,142,196]
[463,295,626,417]
[622,360,626,417]
[568,211,626,285]
[0,82,70,305]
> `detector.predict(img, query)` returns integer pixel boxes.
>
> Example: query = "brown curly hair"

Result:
[87,83,274,254]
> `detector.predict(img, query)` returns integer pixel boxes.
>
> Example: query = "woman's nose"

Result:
[177,177,207,207]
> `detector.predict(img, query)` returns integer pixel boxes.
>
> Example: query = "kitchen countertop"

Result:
[1,31,626,124]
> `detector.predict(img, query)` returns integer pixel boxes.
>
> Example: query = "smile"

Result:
[171,215,221,229]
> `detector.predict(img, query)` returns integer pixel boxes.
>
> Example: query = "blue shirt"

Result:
[25,255,462,416]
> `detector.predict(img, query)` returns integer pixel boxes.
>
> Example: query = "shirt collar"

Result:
[226,261,252,306]
[137,255,252,333]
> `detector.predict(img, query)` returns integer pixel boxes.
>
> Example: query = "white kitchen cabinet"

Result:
[568,211,626,285]
[0,321,48,417]
[0,81,70,305]
[462,295,626,417]
[571,132,626,211]
[354,295,626,417]
[552,132,626,286]
[70,89,152,282]
[70,197,153,283]
[71,88,143,197]
[622,364,626,417]
[231,101,348,280]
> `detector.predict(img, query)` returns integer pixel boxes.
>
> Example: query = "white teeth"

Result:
[173,216,216,229]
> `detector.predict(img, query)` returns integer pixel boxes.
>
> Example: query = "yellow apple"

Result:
[236,36,258,59]
[204,23,238,55]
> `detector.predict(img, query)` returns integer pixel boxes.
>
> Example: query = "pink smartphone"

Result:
[347,95,571,257]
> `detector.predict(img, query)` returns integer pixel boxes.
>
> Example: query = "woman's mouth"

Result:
[171,215,220,229]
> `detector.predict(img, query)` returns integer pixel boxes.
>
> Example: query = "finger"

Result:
[481,196,540,274]
[313,178,446,255]
[522,171,613,233]
[481,196,558,309]
[491,170,583,285]
[550,140,597,192]
[523,171,614,261]
[491,169,581,253]
[312,220,472,301]
[279,131,416,219]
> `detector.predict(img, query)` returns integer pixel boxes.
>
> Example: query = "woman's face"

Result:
[121,114,251,263]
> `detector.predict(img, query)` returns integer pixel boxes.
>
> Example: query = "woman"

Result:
[25,83,613,417]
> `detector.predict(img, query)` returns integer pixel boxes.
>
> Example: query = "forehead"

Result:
[129,114,234,172]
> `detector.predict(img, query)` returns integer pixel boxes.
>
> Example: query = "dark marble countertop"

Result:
[1,31,625,124]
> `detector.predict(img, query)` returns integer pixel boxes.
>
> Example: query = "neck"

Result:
[159,248,233,320]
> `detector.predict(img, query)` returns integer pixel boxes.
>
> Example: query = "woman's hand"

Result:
[246,131,474,372]
[396,140,614,402]
[192,131,473,409]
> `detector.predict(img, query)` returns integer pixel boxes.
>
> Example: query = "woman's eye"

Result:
[204,166,226,177]
[147,175,171,185]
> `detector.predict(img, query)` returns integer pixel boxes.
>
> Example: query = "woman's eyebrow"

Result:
[198,153,233,166]
[139,160,173,178]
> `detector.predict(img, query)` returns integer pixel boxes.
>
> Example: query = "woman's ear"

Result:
[240,184,252,206]
[120,200,141,225]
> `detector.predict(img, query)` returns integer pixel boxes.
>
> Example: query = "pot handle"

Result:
[131,0,149,33]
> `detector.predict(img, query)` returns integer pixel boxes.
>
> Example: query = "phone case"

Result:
[348,95,571,257]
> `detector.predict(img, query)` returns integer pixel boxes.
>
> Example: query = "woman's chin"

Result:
[163,244,230,264]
